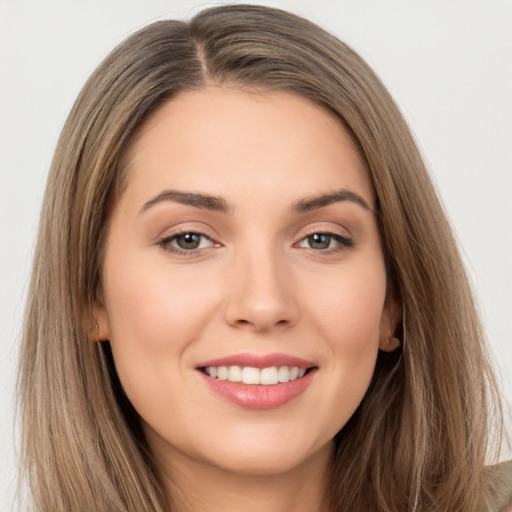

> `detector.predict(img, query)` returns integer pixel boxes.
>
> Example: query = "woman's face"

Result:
[97,88,398,477]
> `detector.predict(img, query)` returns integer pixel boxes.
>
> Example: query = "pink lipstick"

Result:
[196,353,317,410]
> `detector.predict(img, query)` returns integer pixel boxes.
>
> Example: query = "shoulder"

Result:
[487,460,512,512]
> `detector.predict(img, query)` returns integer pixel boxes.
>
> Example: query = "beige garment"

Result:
[488,460,512,512]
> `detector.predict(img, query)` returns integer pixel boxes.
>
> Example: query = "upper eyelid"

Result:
[154,215,353,243]
[154,220,353,244]
[297,224,351,239]
[154,222,219,241]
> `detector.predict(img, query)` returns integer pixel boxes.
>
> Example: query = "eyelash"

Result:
[295,231,353,253]
[157,230,216,256]
[157,229,353,256]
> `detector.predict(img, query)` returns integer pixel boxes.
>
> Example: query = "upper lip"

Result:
[196,352,317,369]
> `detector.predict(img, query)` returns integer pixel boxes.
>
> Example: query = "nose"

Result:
[223,247,299,333]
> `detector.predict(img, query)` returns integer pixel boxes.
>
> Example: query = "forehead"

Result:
[119,87,373,211]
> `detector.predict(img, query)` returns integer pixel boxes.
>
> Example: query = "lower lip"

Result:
[198,370,316,410]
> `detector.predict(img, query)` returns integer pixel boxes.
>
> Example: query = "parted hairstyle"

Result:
[19,4,503,511]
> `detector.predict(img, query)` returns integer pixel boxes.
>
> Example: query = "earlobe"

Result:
[378,292,402,353]
[90,290,110,342]
[378,336,401,352]
[95,307,110,342]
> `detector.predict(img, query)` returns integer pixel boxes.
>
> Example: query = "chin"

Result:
[196,431,334,477]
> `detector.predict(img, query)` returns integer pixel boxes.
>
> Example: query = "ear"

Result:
[378,290,402,353]
[89,288,111,342]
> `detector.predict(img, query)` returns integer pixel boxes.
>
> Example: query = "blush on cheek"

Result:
[320,297,384,346]
[107,262,210,338]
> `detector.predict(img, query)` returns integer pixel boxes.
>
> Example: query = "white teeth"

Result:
[261,367,279,385]
[204,365,309,385]
[242,367,260,384]
[228,366,242,382]
[277,366,290,383]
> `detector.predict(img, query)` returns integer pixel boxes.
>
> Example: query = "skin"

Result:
[96,88,400,512]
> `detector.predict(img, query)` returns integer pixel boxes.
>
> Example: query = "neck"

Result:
[156,442,334,512]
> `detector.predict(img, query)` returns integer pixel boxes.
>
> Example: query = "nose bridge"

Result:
[223,236,298,332]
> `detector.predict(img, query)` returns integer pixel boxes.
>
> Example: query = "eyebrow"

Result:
[291,189,372,213]
[138,188,372,216]
[139,190,231,215]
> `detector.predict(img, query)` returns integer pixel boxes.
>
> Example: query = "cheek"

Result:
[100,256,220,403]
[310,261,386,350]
[103,252,219,344]
[304,261,386,424]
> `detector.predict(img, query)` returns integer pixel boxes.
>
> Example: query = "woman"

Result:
[19,4,511,511]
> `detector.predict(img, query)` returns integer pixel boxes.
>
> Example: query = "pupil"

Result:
[309,233,330,249]
[177,233,201,250]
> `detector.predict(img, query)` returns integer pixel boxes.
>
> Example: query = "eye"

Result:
[297,232,353,251]
[158,232,214,253]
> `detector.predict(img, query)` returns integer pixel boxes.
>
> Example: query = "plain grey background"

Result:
[1,1,511,509]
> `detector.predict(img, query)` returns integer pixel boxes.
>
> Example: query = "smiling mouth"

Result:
[199,365,314,385]
[197,358,318,409]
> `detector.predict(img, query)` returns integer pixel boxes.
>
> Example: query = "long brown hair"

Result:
[19,4,502,511]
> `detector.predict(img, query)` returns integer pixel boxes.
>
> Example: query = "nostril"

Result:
[233,317,291,331]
